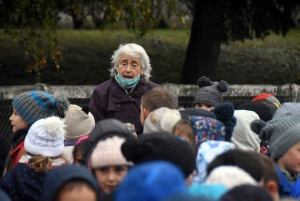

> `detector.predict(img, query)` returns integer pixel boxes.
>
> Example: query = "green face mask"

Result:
[115,72,141,89]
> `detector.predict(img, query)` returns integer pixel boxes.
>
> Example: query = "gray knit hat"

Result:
[193,76,229,107]
[251,117,300,160]
[12,90,70,125]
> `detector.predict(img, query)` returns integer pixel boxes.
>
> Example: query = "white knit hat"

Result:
[143,107,181,134]
[232,110,261,152]
[205,166,257,189]
[24,116,65,157]
[64,104,95,141]
[91,136,133,168]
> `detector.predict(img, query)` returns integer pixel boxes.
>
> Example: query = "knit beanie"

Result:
[143,107,181,134]
[220,185,273,201]
[12,90,70,125]
[64,105,95,141]
[272,102,300,120]
[193,76,229,107]
[194,141,234,184]
[232,110,261,152]
[24,116,65,157]
[251,117,300,160]
[205,166,257,189]
[252,93,281,107]
[237,101,277,122]
[90,136,133,168]
[115,161,188,201]
[121,133,196,178]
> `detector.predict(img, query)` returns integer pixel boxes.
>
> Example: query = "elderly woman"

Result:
[89,43,159,134]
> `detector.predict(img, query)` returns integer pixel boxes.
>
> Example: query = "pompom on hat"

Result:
[64,105,95,141]
[193,76,229,107]
[24,116,65,157]
[12,90,70,125]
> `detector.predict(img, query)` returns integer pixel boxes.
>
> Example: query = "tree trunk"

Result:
[71,13,83,30]
[182,1,224,84]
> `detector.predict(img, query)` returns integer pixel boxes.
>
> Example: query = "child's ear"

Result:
[265,181,278,196]
[143,108,149,120]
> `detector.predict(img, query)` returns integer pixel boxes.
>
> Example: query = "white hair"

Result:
[109,43,152,83]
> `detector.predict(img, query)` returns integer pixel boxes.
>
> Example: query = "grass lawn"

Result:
[0,29,300,85]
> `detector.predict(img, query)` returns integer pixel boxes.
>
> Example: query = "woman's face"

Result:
[117,53,143,79]
[9,109,28,132]
[94,165,129,194]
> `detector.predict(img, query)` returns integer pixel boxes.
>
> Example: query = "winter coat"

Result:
[276,165,293,197]
[0,163,46,201]
[89,77,159,134]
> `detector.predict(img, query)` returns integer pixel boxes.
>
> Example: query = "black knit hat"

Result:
[193,76,229,107]
[220,185,272,201]
[121,133,196,178]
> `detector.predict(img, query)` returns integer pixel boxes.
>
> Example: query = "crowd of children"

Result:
[1,75,300,201]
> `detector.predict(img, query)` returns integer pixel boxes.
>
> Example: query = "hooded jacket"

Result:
[0,163,46,201]
[89,77,159,134]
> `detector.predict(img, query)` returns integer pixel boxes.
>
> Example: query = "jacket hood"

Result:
[40,165,100,201]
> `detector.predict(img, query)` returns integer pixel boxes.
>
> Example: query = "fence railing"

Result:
[1,83,299,140]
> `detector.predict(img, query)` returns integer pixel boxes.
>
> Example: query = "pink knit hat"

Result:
[90,136,133,168]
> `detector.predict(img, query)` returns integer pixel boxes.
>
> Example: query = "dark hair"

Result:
[73,140,88,165]
[172,117,195,148]
[257,153,279,188]
[54,179,96,201]
[207,150,264,182]
[141,88,177,112]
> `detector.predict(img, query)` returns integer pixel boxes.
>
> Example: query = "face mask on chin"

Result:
[115,72,141,89]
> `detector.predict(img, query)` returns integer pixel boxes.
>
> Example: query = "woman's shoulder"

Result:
[146,81,160,89]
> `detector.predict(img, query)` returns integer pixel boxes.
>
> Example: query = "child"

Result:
[143,107,181,134]
[251,117,300,197]
[115,161,188,201]
[231,110,261,152]
[193,76,228,111]
[63,104,95,163]
[72,136,89,164]
[41,165,100,201]
[82,119,135,196]
[121,133,196,186]
[0,116,67,201]
[140,87,177,127]
[9,90,69,169]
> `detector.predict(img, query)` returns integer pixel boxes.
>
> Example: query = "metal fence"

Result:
[0,95,291,140]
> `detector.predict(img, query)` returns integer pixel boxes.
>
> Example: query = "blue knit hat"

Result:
[115,161,188,201]
[12,90,70,125]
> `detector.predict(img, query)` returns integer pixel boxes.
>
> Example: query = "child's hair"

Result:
[257,153,279,188]
[54,179,96,201]
[141,88,176,112]
[207,150,264,182]
[28,154,67,172]
[172,117,194,147]
[73,140,88,165]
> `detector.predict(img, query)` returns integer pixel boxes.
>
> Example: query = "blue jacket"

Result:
[0,163,46,201]
[276,165,293,197]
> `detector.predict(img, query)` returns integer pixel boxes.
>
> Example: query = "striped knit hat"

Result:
[12,90,70,125]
